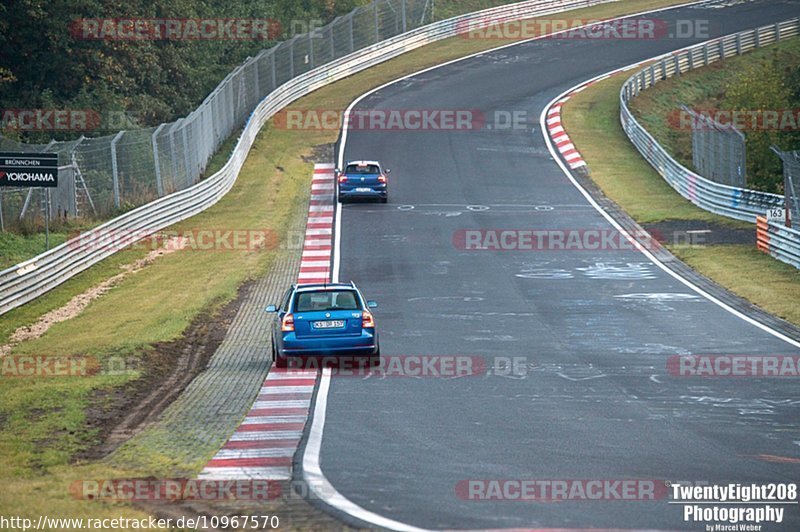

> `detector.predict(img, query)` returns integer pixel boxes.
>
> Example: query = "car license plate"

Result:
[355,187,372,192]
[313,320,345,329]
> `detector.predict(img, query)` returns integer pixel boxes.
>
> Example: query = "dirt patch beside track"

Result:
[77,279,254,461]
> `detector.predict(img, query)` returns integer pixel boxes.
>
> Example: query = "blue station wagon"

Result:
[266,282,380,367]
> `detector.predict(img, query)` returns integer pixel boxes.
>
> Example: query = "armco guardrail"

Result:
[757,216,800,269]
[620,18,800,223]
[0,0,613,315]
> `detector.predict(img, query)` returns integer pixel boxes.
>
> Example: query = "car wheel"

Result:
[271,338,287,368]
[380,196,388,204]
[368,347,381,369]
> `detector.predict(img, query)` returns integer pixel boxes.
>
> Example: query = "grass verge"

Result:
[563,72,800,326]
[0,0,694,523]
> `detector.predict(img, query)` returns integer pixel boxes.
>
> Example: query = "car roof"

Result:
[345,160,380,167]
[294,282,357,293]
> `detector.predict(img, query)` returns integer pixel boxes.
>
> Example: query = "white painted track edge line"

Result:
[305,2,714,531]
[303,368,426,531]
[539,67,800,350]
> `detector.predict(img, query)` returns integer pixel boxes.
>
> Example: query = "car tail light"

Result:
[378,175,387,183]
[362,311,375,328]
[281,313,295,332]
[338,175,348,183]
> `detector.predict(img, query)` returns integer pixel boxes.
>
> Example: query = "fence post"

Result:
[44,189,50,249]
[152,123,166,197]
[71,140,95,217]
[703,42,709,65]
[289,38,295,79]
[349,13,355,53]
[309,31,314,68]
[110,131,124,209]
[253,54,261,98]
[229,69,240,123]
[402,0,407,32]
[736,33,742,55]
[198,104,210,168]
[237,74,246,123]
[736,128,746,188]
[181,123,193,185]
[329,21,335,60]
[787,173,798,228]
[775,22,781,42]
[719,39,725,60]
[772,147,796,228]
[374,1,380,43]
[271,48,277,89]
[168,120,181,186]
[20,189,33,220]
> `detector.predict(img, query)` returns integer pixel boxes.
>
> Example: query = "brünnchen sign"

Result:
[0,152,59,188]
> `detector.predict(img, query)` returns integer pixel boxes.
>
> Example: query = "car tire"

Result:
[368,346,381,369]
[271,338,287,368]
[380,196,388,204]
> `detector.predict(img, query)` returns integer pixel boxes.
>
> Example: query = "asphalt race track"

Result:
[308,1,800,529]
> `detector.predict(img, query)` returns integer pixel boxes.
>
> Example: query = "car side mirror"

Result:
[367,300,378,308]
[385,168,391,174]
[334,168,341,176]
[265,305,277,313]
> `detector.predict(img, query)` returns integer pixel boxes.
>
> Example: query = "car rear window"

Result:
[346,164,380,174]
[294,290,360,312]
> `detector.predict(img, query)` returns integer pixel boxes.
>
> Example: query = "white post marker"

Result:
[766,207,788,226]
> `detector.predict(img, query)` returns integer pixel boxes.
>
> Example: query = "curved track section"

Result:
[307,1,800,529]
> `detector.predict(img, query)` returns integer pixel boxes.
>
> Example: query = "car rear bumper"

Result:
[278,331,378,356]
[338,187,387,199]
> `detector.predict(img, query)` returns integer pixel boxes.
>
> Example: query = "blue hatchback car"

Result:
[266,282,380,367]
[336,160,390,203]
